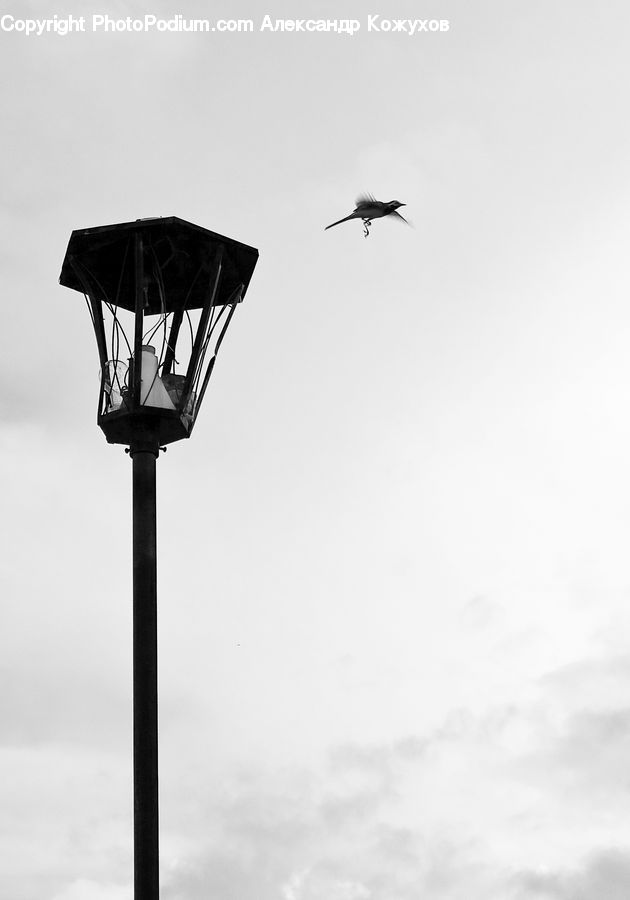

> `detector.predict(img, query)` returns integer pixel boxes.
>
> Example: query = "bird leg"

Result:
[362,218,371,238]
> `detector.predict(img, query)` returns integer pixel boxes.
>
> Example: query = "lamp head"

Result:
[60,216,259,448]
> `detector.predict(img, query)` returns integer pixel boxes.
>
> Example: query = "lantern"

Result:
[59,216,259,450]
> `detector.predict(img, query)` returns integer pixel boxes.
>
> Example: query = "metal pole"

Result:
[131,437,160,899]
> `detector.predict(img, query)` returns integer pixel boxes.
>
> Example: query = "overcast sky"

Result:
[3,1,630,898]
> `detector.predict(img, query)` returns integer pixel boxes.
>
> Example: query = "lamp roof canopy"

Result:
[59,216,259,315]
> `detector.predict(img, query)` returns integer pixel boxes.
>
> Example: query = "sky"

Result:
[3,0,630,897]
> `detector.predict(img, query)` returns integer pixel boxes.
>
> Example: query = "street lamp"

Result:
[59,217,259,899]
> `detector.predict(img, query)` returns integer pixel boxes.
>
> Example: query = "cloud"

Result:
[159,724,521,900]
[541,653,630,713]
[160,753,423,900]
[510,654,630,806]
[51,880,131,900]
[0,743,131,900]
[515,849,630,900]
[12,644,630,900]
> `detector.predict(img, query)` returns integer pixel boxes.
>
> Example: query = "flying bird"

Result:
[325,193,409,237]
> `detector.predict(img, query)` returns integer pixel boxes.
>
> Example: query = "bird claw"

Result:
[363,218,371,238]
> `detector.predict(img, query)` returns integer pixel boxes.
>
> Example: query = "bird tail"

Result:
[324,213,360,230]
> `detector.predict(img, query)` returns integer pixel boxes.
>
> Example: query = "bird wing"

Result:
[355,192,377,209]
[390,209,411,226]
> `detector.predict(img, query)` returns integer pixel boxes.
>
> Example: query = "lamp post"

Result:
[59,217,258,899]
